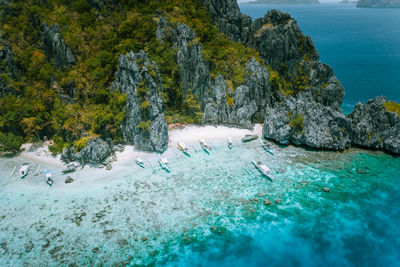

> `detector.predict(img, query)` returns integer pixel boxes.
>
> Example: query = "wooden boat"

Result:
[177,142,190,155]
[227,137,233,149]
[44,169,54,186]
[135,158,145,168]
[261,140,274,155]
[251,160,274,181]
[199,139,211,153]
[159,158,170,172]
[241,134,258,142]
[19,162,30,179]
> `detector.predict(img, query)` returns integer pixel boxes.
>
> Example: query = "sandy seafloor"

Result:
[0,125,399,266]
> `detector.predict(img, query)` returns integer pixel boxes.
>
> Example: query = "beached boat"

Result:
[228,137,233,149]
[241,134,258,142]
[261,140,274,155]
[135,158,145,168]
[44,169,54,186]
[159,158,170,172]
[19,162,30,178]
[199,139,211,153]
[251,160,274,181]
[177,142,189,155]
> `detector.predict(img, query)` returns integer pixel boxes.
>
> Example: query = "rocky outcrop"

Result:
[263,91,351,150]
[41,24,75,69]
[0,38,19,96]
[348,96,400,154]
[111,51,168,152]
[357,0,400,8]
[61,138,113,165]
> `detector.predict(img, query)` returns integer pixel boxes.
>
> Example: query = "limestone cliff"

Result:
[0,37,19,96]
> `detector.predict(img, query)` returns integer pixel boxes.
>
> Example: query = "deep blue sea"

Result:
[239,3,400,113]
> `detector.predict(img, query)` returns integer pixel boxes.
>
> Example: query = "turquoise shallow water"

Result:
[239,3,400,113]
[0,140,399,266]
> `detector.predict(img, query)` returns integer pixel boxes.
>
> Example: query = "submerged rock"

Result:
[111,51,168,152]
[323,187,330,192]
[348,96,400,154]
[263,199,271,206]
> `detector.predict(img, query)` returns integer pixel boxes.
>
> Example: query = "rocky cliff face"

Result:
[61,138,114,165]
[348,97,400,154]
[111,51,168,152]
[41,24,75,69]
[357,0,400,8]
[0,37,19,96]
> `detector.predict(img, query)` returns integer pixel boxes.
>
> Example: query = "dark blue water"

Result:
[239,3,400,113]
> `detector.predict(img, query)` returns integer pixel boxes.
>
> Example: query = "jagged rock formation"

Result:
[0,37,19,96]
[357,0,400,8]
[41,24,75,69]
[348,97,400,154]
[61,138,113,165]
[111,51,168,152]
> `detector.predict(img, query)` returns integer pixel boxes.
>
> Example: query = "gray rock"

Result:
[41,24,75,69]
[113,144,125,152]
[106,164,112,170]
[65,176,74,184]
[61,138,113,165]
[348,96,400,154]
[111,51,168,152]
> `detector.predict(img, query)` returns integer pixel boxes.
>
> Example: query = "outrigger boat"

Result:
[159,158,170,172]
[199,139,211,154]
[44,169,54,186]
[135,158,145,168]
[251,160,274,181]
[227,137,233,149]
[177,142,190,156]
[19,162,30,179]
[261,140,274,155]
[241,134,258,143]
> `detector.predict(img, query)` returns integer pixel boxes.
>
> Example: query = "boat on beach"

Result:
[261,140,274,155]
[251,160,274,181]
[242,134,258,143]
[177,142,190,155]
[199,139,211,153]
[19,162,30,178]
[44,169,54,186]
[159,158,170,172]
[228,137,233,149]
[135,158,145,168]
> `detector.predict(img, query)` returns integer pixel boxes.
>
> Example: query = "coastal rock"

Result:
[348,96,400,154]
[263,91,351,150]
[65,176,74,184]
[61,138,113,165]
[202,75,230,125]
[357,0,400,8]
[106,164,112,170]
[111,51,168,152]
[41,24,75,69]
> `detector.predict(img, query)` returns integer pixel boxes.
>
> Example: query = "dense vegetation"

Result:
[0,0,262,152]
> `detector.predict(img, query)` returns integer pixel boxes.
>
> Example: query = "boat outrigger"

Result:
[199,139,211,153]
[135,158,145,168]
[19,162,30,179]
[251,160,274,181]
[261,140,274,155]
[44,169,54,186]
[159,158,170,172]
[227,137,233,149]
[177,142,190,156]
[242,134,258,143]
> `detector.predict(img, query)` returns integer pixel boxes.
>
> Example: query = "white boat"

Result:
[19,162,30,178]
[251,160,274,181]
[261,140,274,155]
[228,137,233,149]
[44,169,54,186]
[159,158,170,172]
[177,142,189,155]
[199,139,211,153]
[135,158,145,168]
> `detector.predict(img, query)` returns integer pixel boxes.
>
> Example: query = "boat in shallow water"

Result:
[19,162,30,179]
[199,139,211,153]
[177,142,190,156]
[251,160,274,181]
[159,158,170,172]
[135,158,145,168]
[242,134,258,142]
[228,137,233,149]
[261,140,274,155]
[44,169,54,186]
